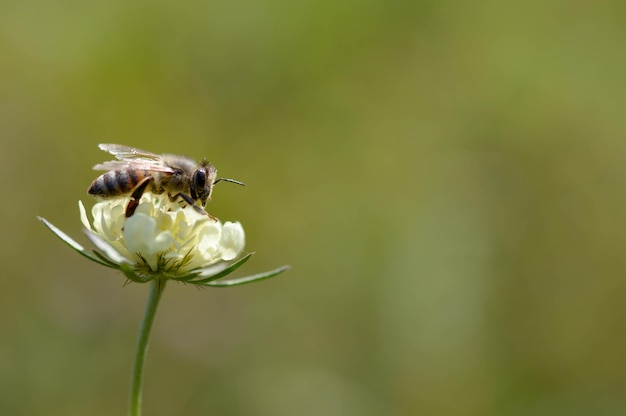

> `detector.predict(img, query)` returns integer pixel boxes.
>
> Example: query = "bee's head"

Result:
[190,162,217,206]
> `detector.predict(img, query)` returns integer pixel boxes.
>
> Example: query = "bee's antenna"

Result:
[214,177,245,187]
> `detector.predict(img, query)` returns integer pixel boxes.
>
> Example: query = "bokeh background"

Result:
[2,1,626,415]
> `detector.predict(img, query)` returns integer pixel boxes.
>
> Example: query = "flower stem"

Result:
[129,278,167,416]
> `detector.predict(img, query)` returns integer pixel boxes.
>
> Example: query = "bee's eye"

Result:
[193,170,207,190]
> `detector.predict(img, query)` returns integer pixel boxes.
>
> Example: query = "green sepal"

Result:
[38,216,115,268]
[119,263,155,284]
[202,265,290,287]
[187,252,255,284]
[164,271,201,281]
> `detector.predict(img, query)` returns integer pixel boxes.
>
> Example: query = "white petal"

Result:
[84,230,132,264]
[153,231,173,252]
[220,221,245,261]
[156,211,173,231]
[124,213,157,254]
[197,222,222,253]
[79,201,92,231]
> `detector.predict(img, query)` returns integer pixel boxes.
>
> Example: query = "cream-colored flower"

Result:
[79,194,245,277]
[39,193,287,286]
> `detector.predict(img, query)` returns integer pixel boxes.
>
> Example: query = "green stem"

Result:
[129,278,167,416]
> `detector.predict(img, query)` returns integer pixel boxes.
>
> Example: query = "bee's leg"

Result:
[126,177,153,217]
[171,192,218,221]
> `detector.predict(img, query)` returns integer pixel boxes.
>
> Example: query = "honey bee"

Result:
[88,143,244,218]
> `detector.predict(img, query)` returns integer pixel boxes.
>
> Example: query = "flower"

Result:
[80,194,245,276]
[39,194,288,286]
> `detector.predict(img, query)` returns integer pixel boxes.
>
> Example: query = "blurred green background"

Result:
[2,1,626,415]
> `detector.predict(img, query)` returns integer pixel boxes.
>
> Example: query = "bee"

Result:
[88,143,244,218]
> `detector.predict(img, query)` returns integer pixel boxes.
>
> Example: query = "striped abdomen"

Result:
[88,170,151,197]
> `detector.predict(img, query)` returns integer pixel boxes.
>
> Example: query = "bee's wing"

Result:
[98,143,162,161]
[92,160,177,174]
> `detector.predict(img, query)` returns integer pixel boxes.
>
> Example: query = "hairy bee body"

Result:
[88,144,243,217]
